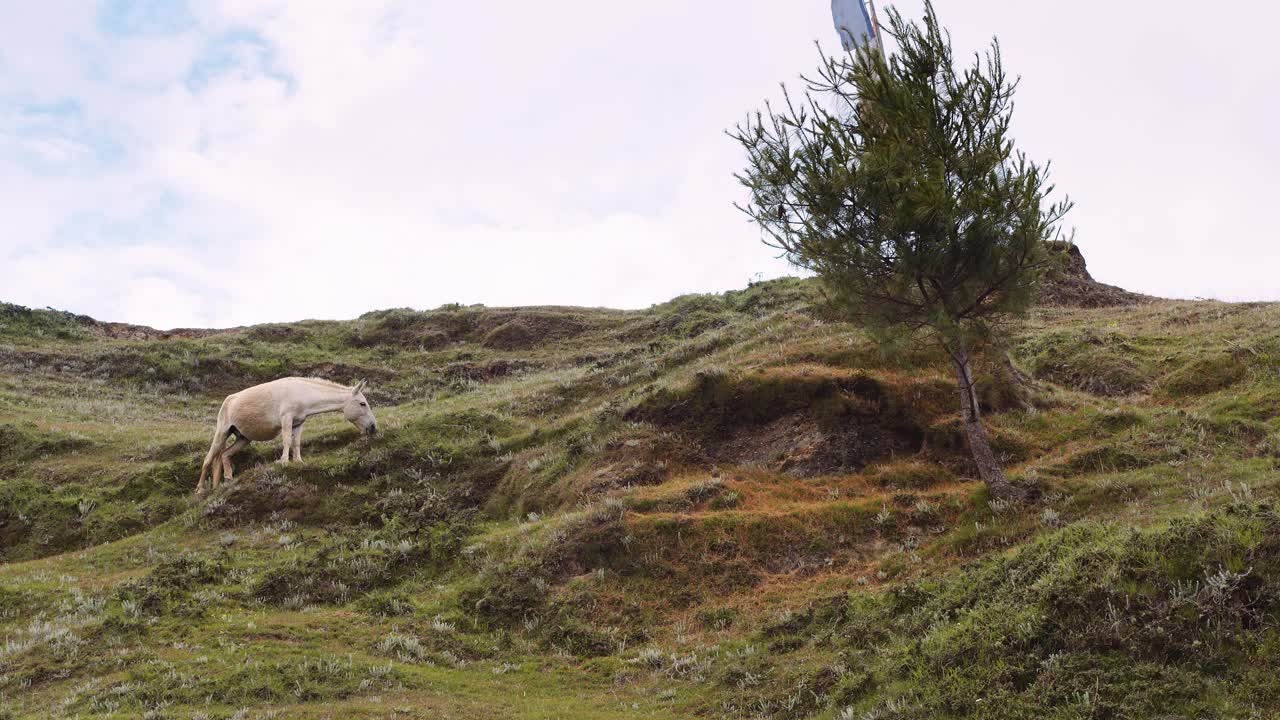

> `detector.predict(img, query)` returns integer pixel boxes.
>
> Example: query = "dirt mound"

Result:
[349,308,466,349]
[200,475,320,528]
[482,320,540,350]
[1038,243,1152,308]
[481,312,591,350]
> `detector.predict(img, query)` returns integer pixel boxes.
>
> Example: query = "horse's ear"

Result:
[353,380,368,395]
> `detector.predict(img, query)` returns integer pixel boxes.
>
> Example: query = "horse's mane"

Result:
[300,377,351,391]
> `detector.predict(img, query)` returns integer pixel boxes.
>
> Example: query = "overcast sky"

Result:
[2,1,1277,329]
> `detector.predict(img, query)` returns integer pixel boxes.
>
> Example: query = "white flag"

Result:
[831,0,877,51]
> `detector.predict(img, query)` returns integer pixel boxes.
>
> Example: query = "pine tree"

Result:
[732,2,1071,501]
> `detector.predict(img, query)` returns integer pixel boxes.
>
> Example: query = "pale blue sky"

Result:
[1,1,1277,328]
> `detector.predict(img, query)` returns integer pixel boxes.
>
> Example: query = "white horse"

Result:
[197,377,378,495]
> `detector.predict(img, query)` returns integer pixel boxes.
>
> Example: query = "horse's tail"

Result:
[197,399,231,494]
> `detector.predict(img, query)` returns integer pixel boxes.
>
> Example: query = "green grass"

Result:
[2,285,1279,718]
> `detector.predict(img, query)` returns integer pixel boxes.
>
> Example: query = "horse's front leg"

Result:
[291,422,304,462]
[278,414,294,463]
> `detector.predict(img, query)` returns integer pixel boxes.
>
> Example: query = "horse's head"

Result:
[343,380,378,436]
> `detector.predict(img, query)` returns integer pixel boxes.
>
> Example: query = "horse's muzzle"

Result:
[366,424,378,436]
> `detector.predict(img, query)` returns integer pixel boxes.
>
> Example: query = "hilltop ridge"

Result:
[2,242,1129,339]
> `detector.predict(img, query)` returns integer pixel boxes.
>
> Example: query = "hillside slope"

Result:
[2,264,1280,719]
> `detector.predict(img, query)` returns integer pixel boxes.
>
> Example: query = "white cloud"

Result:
[0,0,1277,328]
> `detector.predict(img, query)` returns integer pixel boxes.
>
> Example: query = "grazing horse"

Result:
[197,377,377,495]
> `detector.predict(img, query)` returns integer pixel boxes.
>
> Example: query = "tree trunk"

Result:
[951,346,1023,502]
[1001,350,1035,389]
[1000,349,1037,412]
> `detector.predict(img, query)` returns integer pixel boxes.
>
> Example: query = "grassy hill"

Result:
[2,260,1280,719]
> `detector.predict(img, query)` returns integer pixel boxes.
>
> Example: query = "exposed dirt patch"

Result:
[630,368,927,477]
[442,359,539,384]
[708,413,902,476]
[200,477,321,528]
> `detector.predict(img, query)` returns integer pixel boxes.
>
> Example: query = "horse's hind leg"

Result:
[198,427,233,495]
[219,436,249,487]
